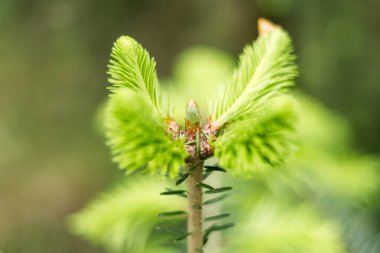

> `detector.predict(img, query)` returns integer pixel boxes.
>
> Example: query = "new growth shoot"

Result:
[104,18,298,253]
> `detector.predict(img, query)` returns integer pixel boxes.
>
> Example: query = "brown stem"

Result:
[187,161,204,253]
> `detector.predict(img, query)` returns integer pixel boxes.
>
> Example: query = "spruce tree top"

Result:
[105,18,298,178]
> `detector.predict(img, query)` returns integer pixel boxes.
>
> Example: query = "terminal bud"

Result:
[186,99,201,128]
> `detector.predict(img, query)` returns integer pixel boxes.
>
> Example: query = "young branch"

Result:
[187,161,204,253]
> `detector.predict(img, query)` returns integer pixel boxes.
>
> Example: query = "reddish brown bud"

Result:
[258,18,279,36]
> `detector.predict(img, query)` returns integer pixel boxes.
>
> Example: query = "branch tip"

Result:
[258,17,280,36]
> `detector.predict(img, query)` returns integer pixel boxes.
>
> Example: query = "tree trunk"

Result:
[187,161,204,253]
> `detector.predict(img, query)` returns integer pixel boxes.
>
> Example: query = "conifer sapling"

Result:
[105,18,298,253]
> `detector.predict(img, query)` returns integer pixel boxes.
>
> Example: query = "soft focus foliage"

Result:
[226,94,380,253]
[70,176,185,253]
[73,89,380,251]
[162,47,234,123]
[224,200,345,253]
[71,48,380,253]
[2,1,380,252]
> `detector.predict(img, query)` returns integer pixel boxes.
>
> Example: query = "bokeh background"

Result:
[1,0,379,252]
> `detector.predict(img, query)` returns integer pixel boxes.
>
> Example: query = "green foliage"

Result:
[162,47,234,123]
[224,200,346,253]
[159,43,298,175]
[69,176,185,253]
[105,90,187,178]
[294,94,351,154]
[209,28,297,126]
[204,27,298,174]
[72,89,380,253]
[97,29,353,253]
[106,36,188,177]
[105,27,298,177]
[289,94,380,202]
[224,94,380,253]
[214,96,296,176]
[108,36,164,114]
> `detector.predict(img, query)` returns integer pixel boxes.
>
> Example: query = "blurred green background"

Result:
[1,0,379,252]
